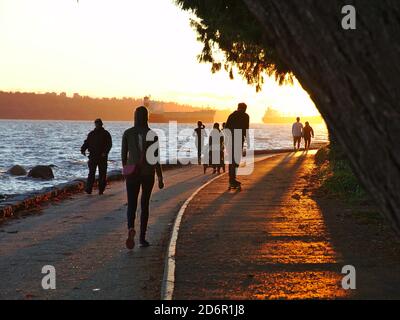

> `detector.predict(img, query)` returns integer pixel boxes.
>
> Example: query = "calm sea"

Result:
[0,120,328,198]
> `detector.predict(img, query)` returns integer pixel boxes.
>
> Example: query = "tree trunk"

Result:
[243,0,400,232]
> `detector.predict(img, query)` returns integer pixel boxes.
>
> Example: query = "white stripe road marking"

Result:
[160,172,227,300]
[160,154,279,300]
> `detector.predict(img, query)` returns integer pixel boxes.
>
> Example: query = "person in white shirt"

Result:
[292,117,304,151]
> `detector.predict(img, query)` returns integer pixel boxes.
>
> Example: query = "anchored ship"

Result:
[144,96,215,123]
[262,107,323,124]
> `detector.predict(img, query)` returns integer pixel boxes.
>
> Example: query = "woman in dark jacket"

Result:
[121,106,164,249]
[208,123,225,174]
[303,121,315,151]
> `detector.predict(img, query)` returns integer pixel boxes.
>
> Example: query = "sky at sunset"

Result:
[0,0,320,122]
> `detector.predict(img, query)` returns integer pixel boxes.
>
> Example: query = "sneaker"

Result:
[126,228,135,250]
[230,180,241,187]
[139,240,150,248]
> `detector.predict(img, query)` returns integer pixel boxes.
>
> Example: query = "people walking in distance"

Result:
[81,118,112,195]
[122,106,164,249]
[225,103,250,188]
[220,122,227,173]
[292,117,304,151]
[193,121,207,165]
[208,123,225,174]
[303,121,315,151]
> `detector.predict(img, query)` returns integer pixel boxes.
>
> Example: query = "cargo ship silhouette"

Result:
[262,107,323,124]
[144,96,215,123]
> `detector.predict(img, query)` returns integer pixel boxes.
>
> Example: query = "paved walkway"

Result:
[174,151,350,299]
[3,151,400,300]
[0,165,218,299]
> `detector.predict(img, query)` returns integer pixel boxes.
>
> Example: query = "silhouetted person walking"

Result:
[303,121,315,150]
[122,106,164,249]
[81,118,112,195]
[193,121,207,165]
[292,117,303,151]
[208,123,224,174]
[225,103,250,188]
[220,122,227,173]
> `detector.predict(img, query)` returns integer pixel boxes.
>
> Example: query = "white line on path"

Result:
[160,172,227,300]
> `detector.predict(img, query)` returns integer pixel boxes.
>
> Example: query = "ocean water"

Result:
[0,120,328,197]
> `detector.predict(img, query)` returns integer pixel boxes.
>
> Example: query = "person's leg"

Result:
[139,175,155,245]
[221,151,225,172]
[229,140,242,185]
[197,146,201,165]
[297,137,301,150]
[125,177,141,249]
[126,178,141,230]
[98,157,108,194]
[212,152,217,174]
[229,140,237,184]
[86,158,97,194]
[209,150,215,173]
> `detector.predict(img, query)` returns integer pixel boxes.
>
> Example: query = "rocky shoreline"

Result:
[0,169,119,221]
[0,163,186,222]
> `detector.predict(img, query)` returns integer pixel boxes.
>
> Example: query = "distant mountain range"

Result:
[0,91,231,122]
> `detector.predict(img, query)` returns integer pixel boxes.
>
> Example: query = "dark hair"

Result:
[305,121,310,126]
[213,123,220,130]
[134,106,149,128]
[197,121,203,127]
[94,118,103,126]
[238,103,247,112]
[296,117,300,122]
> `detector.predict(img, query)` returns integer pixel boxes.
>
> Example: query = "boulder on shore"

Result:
[28,166,54,180]
[8,165,27,176]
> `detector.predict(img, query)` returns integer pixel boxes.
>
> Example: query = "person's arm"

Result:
[225,114,233,130]
[154,135,164,189]
[81,140,88,155]
[121,131,128,167]
[81,133,90,155]
[245,114,251,149]
[311,127,315,138]
[105,131,112,155]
